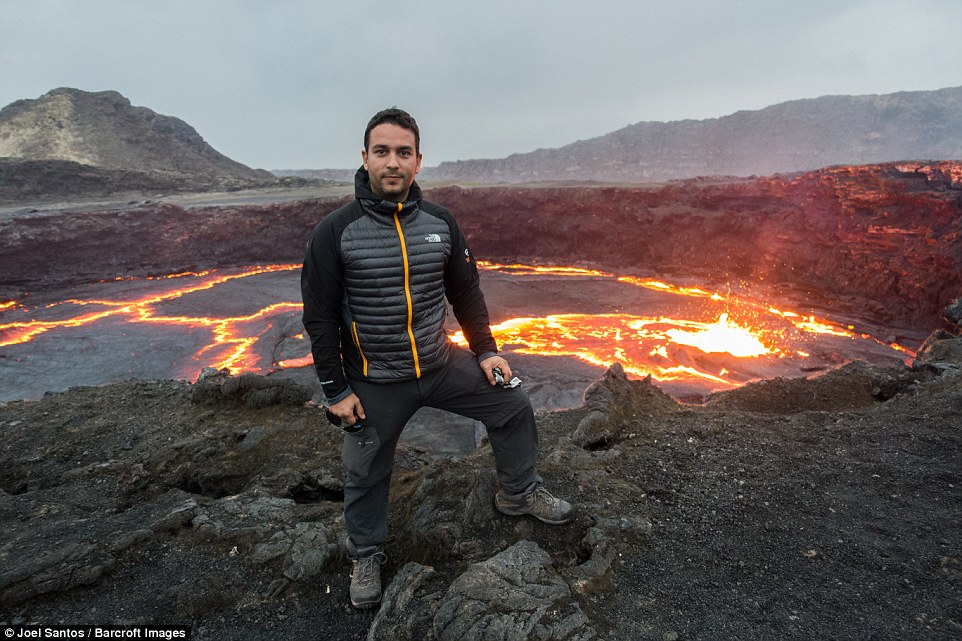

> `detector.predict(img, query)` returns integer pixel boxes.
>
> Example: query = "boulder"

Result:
[190,369,312,408]
[913,329,962,370]
[433,540,596,641]
[944,297,962,329]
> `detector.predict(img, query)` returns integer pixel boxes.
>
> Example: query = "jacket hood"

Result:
[354,166,423,212]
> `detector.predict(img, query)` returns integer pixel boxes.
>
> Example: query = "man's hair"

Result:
[364,107,420,153]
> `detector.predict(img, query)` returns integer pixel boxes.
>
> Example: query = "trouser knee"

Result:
[484,390,536,431]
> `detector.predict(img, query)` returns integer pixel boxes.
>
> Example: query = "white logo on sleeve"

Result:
[425,234,442,243]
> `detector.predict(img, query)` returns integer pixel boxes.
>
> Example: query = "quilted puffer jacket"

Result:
[301,168,498,402]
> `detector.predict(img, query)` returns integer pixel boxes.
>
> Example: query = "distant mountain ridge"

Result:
[421,86,962,183]
[0,88,279,200]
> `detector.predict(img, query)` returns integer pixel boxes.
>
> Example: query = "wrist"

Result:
[325,386,355,405]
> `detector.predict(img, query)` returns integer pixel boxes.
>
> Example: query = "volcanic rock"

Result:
[0,157,228,203]
[913,298,962,373]
[573,364,679,451]
[435,540,595,641]
[0,195,350,292]
[914,329,962,372]
[368,562,447,639]
[945,297,962,329]
[704,360,918,413]
[190,367,313,409]
[369,541,598,641]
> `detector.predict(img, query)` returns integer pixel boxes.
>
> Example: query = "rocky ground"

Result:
[0,326,959,640]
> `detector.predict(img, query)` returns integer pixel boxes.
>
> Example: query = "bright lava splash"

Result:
[457,262,911,392]
[0,261,914,400]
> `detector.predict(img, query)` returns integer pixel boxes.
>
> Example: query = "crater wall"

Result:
[1,162,959,329]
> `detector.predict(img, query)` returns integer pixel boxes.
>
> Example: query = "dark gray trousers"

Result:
[341,346,541,549]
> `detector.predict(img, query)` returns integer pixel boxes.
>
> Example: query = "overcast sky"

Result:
[2,0,961,170]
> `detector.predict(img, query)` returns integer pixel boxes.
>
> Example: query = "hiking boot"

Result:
[349,550,387,609]
[495,483,574,525]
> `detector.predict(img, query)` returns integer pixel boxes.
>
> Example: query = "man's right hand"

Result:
[328,393,366,426]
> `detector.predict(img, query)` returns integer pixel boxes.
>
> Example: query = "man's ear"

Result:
[415,152,422,175]
[361,148,369,171]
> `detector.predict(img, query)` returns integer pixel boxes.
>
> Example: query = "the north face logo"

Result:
[425,234,442,243]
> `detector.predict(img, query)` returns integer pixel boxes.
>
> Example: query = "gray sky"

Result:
[2,0,961,170]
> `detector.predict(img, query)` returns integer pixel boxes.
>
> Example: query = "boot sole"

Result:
[351,596,381,610]
[495,504,574,525]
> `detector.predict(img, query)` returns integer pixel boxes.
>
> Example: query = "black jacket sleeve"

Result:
[301,215,352,403]
[440,208,499,358]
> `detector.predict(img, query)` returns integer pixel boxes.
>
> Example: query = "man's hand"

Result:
[328,393,366,425]
[480,355,512,386]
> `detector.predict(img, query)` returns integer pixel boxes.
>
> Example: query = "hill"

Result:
[0,88,279,200]
[426,87,962,183]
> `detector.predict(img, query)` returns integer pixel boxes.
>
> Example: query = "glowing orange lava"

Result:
[454,316,706,385]
[451,312,778,386]
[0,265,299,375]
[482,261,877,344]
[1,261,913,392]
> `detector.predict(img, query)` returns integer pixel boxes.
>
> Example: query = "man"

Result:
[301,108,573,610]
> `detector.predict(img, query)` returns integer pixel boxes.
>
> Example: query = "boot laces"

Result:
[530,486,557,509]
[351,552,386,585]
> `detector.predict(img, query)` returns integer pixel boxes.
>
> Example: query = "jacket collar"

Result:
[354,166,422,214]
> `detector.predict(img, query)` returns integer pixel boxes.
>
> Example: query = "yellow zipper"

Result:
[393,203,421,378]
[351,321,369,377]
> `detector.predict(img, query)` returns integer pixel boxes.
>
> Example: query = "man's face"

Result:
[362,123,422,202]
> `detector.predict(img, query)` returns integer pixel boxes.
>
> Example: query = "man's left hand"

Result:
[480,355,512,386]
